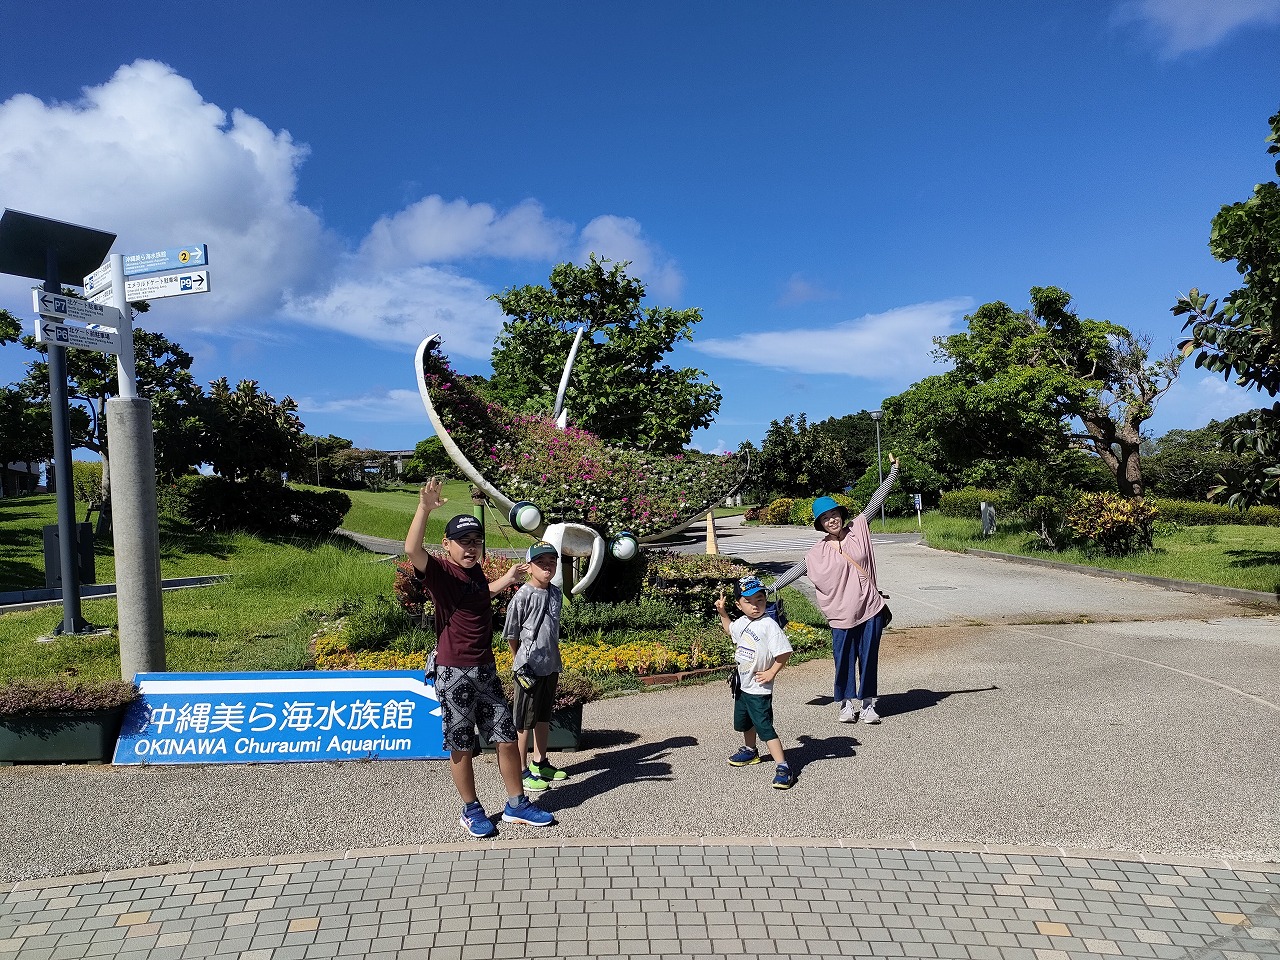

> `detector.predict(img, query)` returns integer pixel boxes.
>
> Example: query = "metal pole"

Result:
[872,411,885,531]
[314,438,321,486]
[45,249,84,635]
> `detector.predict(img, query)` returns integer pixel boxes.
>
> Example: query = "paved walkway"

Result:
[3,525,1279,959]
[3,843,1278,960]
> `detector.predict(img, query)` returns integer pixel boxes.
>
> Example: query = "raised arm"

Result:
[770,558,807,592]
[405,479,446,572]
[860,455,900,522]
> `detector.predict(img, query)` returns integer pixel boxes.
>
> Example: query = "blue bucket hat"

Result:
[812,496,849,531]
[735,575,766,599]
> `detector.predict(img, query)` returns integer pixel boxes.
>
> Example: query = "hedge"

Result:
[1150,497,1280,527]
[159,475,352,538]
[939,488,1011,518]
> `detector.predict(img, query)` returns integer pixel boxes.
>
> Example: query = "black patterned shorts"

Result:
[435,663,517,752]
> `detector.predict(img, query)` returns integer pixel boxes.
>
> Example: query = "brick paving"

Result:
[3,842,1277,960]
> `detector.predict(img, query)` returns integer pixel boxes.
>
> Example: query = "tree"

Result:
[200,378,306,482]
[884,287,1183,497]
[488,256,721,453]
[20,313,204,496]
[1143,422,1255,502]
[753,414,849,499]
[0,309,49,477]
[1172,107,1280,507]
[400,435,457,482]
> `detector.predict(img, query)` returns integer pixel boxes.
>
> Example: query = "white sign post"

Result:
[88,269,208,305]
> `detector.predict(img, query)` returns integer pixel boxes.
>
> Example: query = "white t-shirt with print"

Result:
[731,614,793,696]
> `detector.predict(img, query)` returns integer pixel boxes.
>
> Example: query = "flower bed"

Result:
[421,346,746,539]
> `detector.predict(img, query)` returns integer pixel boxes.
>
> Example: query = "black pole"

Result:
[45,248,84,635]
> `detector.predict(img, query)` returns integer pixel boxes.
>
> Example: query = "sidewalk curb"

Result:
[962,548,1279,607]
[0,575,229,614]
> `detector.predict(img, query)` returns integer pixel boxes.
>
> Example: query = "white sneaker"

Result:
[860,700,880,724]
[838,700,858,723]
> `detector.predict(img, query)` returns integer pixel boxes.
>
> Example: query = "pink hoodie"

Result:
[804,513,885,629]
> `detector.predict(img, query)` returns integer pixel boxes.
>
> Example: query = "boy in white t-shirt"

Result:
[714,575,795,789]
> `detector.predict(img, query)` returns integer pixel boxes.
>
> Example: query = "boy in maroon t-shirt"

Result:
[405,479,555,837]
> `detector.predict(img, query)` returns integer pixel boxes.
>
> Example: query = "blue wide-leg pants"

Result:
[831,611,884,702]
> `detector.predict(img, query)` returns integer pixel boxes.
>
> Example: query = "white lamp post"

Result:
[870,409,884,530]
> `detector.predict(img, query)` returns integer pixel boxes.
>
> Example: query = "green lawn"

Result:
[0,532,399,680]
[923,514,1280,596]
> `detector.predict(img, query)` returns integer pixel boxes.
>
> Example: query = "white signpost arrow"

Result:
[32,289,123,328]
[35,318,121,355]
[88,269,210,305]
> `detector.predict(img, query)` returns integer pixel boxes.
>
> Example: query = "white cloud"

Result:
[693,298,973,380]
[357,196,572,269]
[1145,367,1270,434]
[0,60,333,329]
[1115,0,1280,55]
[281,266,505,359]
[0,60,682,356]
[578,216,684,302]
[300,387,426,424]
[777,273,838,307]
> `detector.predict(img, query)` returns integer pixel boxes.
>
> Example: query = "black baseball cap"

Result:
[444,514,483,539]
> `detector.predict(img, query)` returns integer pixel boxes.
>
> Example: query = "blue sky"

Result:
[1,1,1278,458]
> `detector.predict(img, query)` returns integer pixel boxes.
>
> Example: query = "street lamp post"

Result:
[870,409,884,531]
[314,438,321,487]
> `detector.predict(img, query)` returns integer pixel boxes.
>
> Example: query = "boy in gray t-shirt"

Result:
[503,541,567,791]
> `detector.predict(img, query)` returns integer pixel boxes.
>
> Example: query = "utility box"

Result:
[42,523,96,588]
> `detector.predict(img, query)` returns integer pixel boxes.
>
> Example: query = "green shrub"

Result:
[848,455,946,516]
[939,487,1011,518]
[758,498,794,525]
[1065,493,1157,556]
[341,595,434,654]
[160,475,351,538]
[1150,497,1280,527]
[561,599,684,636]
[72,461,104,512]
[639,549,752,620]
[0,678,138,716]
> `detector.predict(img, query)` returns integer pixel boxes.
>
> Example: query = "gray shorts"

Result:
[513,672,559,730]
[435,663,517,752]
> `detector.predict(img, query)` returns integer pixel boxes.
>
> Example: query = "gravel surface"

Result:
[2,533,1277,882]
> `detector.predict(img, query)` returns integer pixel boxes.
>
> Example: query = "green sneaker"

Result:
[522,768,549,792]
[529,758,568,781]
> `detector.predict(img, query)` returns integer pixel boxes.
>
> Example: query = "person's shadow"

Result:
[533,733,698,814]
[806,685,998,717]
[789,733,859,782]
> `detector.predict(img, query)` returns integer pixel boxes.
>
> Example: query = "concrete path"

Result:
[3,524,1279,958]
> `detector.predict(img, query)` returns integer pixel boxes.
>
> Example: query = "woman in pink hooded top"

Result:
[772,454,898,724]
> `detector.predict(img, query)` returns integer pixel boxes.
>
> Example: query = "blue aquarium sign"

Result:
[113,671,445,764]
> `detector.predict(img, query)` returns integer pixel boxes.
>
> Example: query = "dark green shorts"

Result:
[733,692,778,742]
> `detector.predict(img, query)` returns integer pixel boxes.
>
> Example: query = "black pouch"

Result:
[513,663,538,693]
[726,668,742,697]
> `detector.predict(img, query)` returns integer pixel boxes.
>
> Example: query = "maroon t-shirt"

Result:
[413,553,494,667]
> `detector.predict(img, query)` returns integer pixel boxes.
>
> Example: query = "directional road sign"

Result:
[121,244,207,278]
[82,262,112,297]
[35,318,120,355]
[32,288,123,327]
[88,269,209,305]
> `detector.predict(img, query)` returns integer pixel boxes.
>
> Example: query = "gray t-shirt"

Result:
[503,583,563,676]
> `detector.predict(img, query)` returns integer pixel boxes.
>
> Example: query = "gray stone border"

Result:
[0,575,228,613]
[963,548,1279,606]
[5,837,1277,893]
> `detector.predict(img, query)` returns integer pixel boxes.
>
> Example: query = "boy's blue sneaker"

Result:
[522,768,549,792]
[528,758,568,781]
[772,763,795,790]
[501,795,555,827]
[728,746,761,766]
[459,802,495,838]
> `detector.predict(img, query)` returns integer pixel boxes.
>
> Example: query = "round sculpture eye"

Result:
[609,531,639,561]
[508,501,543,533]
